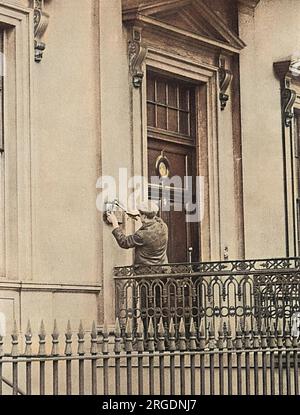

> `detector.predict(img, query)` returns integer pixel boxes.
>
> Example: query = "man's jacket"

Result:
[112,217,168,265]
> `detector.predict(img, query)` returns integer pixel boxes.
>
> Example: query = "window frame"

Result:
[135,48,221,261]
[0,3,34,279]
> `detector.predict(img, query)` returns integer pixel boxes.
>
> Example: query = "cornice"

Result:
[237,0,260,9]
[122,0,245,53]
[274,59,300,84]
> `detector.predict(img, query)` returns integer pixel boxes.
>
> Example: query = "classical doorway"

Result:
[146,71,200,263]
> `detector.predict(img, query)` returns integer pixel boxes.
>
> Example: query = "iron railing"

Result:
[1,317,300,395]
[114,257,300,337]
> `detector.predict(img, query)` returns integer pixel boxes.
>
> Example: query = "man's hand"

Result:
[106,212,119,229]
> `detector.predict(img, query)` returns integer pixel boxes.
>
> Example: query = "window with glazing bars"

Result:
[146,72,195,139]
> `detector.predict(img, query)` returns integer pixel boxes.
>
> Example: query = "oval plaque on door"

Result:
[155,154,170,179]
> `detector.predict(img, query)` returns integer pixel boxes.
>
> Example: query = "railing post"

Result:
[189,318,197,395]
[277,321,284,395]
[125,318,133,396]
[136,318,144,396]
[292,327,299,395]
[51,320,59,395]
[102,322,109,395]
[77,321,85,395]
[225,321,233,396]
[253,320,260,395]
[114,319,122,395]
[90,321,98,396]
[148,318,155,395]
[11,320,19,396]
[208,322,215,396]
[261,320,268,395]
[284,322,292,395]
[235,320,243,396]
[38,320,46,395]
[217,320,225,396]
[199,320,206,395]
[24,320,32,395]
[157,318,165,395]
[64,320,73,395]
[244,321,251,395]
[269,323,276,395]
[168,318,176,396]
[179,318,187,395]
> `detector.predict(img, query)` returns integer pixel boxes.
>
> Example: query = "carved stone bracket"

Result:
[219,57,233,111]
[32,0,50,63]
[282,80,297,128]
[128,27,147,88]
[274,59,300,127]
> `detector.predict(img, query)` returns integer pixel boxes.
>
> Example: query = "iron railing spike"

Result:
[158,318,165,336]
[12,319,18,336]
[125,318,132,336]
[179,318,185,336]
[91,321,97,337]
[277,320,283,334]
[137,318,144,337]
[26,320,32,336]
[115,318,121,337]
[190,317,196,335]
[169,318,175,336]
[39,320,46,337]
[218,319,224,335]
[148,317,154,336]
[78,320,85,339]
[66,320,72,335]
[52,319,59,337]
[261,320,267,334]
[199,319,206,336]
[208,321,215,336]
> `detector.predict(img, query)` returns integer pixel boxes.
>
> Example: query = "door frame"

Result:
[131,47,221,261]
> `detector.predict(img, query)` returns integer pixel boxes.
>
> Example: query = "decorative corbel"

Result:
[32,0,50,63]
[282,78,297,128]
[219,56,233,111]
[274,59,299,127]
[128,27,147,88]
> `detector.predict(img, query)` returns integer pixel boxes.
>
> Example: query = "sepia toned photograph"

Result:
[0,0,299,402]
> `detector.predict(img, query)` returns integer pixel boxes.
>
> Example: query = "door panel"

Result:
[147,71,200,263]
[148,140,199,263]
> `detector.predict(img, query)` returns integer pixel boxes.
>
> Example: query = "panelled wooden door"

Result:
[146,71,200,263]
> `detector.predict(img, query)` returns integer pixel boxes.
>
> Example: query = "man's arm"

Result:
[107,212,144,249]
[112,227,144,249]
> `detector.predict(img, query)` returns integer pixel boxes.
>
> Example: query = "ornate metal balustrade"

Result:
[114,257,300,338]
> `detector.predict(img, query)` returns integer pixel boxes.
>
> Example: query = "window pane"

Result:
[179,112,189,135]
[179,87,189,110]
[168,108,178,133]
[147,103,156,127]
[147,76,155,102]
[157,80,166,104]
[168,82,178,107]
[157,106,167,130]
[147,71,195,139]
